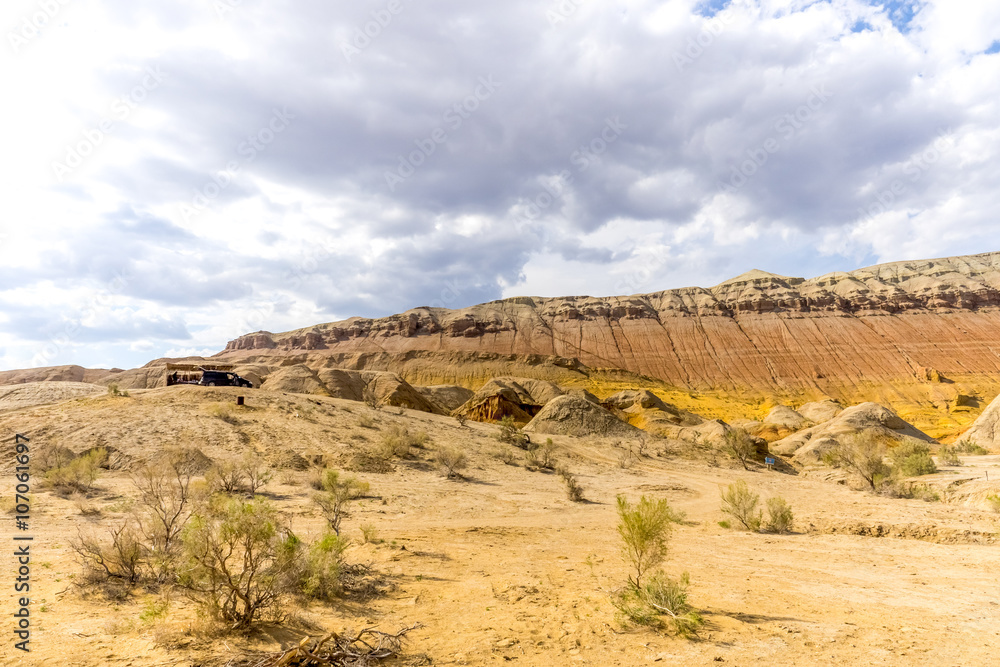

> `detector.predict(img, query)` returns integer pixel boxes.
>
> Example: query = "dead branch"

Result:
[226,624,422,667]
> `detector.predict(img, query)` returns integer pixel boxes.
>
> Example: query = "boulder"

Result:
[764,405,810,431]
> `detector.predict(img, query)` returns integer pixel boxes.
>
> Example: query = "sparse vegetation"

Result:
[719,480,762,531]
[764,496,794,533]
[45,447,106,495]
[987,493,1000,513]
[455,413,468,427]
[377,424,425,460]
[205,458,247,494]
[363,387,380,411]
[955,439,989,455]
[525,438,558,471]
[723,428,758,470]
[616,495,676,588]
[130,456,193,578]
[107,383,130,397]
[208,402,239,424]
[72,521,147,593]
[497,415,521,445]
[937,444,962,466]
[435,445,468,479]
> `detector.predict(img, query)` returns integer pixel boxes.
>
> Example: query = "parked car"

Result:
[199,370,254,388]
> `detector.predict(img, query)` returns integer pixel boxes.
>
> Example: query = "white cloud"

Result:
[1,0,999,369]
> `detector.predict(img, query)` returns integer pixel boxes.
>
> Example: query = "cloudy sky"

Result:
[1,0,998,371]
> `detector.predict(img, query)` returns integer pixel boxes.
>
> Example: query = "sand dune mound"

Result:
[415,385,475,412]
[523,394,638,437]
[260,365,444,413]
[962,393,1000,451]
[797,399,844,424]
[771,402,937,463]
[456,377,565,423]
[0,381,105,412]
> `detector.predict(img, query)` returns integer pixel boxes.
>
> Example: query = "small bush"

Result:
[180,498,297,629]
[890,441,937,477]
[723,428,757,470]
[363,388,380,411]
[293,531,350,601]
[360,523,379,544]
[525,439,557,471]
[824,430,891,491]
[764,496,794,533]
[720,480,761,532]
[492,447,518,466]
[987,493,1000,513]
[435,446,468,479]
[313,470,370,535]
[377,425,420,460]
[242,452,273,494]
[937,444,962,466]
[46,448,106,495]
[205,458,247,495]
[73,520,147,590]
[613,571,702,637]
[497,416,521,445]
[557,467,585,502]
[455,414,468,427]
[358,415,376,429]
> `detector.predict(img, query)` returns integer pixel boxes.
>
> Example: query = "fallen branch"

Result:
[228,624,422,667]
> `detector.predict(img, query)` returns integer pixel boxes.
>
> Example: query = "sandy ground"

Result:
[2,386,1000,666]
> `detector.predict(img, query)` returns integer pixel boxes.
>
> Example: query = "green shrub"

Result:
[723,428,757,470]
[180,498,297,629]
[377,424,424,459]
[719,480,761,532]
[824,430,891,491]
[616,495,676,587]
[613,571,703,637]
[312,470,370,535]
[294,531,350,601]
[955,439,989,455]
[986,493,1000,513]
[890,442,937,477]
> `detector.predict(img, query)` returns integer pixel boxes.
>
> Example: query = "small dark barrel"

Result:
[236,396,245,406]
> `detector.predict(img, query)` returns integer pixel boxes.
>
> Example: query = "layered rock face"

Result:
[218,252,1000,397]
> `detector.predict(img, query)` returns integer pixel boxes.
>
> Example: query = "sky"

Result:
[1,0,999,371]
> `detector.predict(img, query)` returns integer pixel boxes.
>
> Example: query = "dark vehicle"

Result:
[199,370,254,388]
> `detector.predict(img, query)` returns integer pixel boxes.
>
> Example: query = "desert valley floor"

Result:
[2,385,1000,666]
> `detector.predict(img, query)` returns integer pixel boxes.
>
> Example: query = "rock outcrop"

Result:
[796,400,844,424]
[962,393,1000,451]
[523,394,638,437]
[454,377,565,423]
[771,402,937,464]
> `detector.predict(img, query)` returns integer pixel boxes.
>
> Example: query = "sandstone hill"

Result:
[963,392,1000,449]
[771,402,937,464]
[212,252,1000,438]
